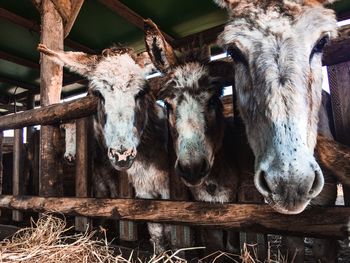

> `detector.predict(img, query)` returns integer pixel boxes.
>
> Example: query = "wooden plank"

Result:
[0,195,349,239]
[38,0,64,197]
[0,76,39,92]
[328,61,350,207]
[119,172,137,241]
[0,131,3,217]
[232,87,267,259]
[323,37,350,66]
[168,123,192,248]
[98,0,174,43]
[173,24,224,49]
[0,50,85,86]
[0,50,40,69]
[12,129,24,222]
[0,7,95,54]
[0,96,98,131]
[75,117,92,231]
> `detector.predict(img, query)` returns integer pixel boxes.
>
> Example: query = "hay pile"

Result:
[0,214,286,263]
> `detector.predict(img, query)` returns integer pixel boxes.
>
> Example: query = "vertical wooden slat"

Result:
[233,89,267,260]
[328,62,350,205]
[169,150,192,248]
[32,131,40,196]
[119,172,138,241]
[0,131,3,217]
[12,129,24,222]
[25,94,36,196]
[75,117,92,231]
[39,0,64,197]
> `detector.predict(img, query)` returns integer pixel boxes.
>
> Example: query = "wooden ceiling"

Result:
[0,0,349,115]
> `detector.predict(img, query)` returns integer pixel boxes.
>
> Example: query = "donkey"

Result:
[214,0,338,215]
[38,44,170,252]
[144,19,240,253]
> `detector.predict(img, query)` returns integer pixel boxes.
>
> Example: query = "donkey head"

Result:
[38,44,154,171]
[215,0,337,214]
[144,19,232,186]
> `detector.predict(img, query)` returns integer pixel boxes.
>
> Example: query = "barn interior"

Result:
[0,0,350,262]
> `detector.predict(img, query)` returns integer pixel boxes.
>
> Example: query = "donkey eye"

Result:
[164,101,173,112]
[92,90,105,104]
[208,96,218,109]
[227,45,247,65]
[311,35,329,58]
[135,89,146,100]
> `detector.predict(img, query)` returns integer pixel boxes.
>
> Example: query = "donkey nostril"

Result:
[200,159,209,175]
[309,170,324,197]
[257,170,272,195]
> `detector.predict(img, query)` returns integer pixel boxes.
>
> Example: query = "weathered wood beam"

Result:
[39,0,64,197]
[98,0,174,43]
[0,50,85,87]
[12,129,24,222]
[0,7,95,54]
[0,131,3,199]
[323,37,350,66]
[0,87,234,128]
[64,0,84,38]
[0,96,98,131]
[173,24,225,49]
[337,11,350,21]
[0,104,26,113]
[0,195,349,239]
[0,50,39,69]
[75,117,92,231]
[0,76,39,92]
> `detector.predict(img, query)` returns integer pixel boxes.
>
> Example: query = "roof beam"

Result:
[0,7,95,54]
[0,50,39,69]
[173,24,224,49]
[0,76,39,92]
[0,49,86,85]
[98,0,174,43]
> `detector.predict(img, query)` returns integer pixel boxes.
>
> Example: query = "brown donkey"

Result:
[38,44,170,252]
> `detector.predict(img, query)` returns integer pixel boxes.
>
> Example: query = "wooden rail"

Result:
[0,96,98,131]
[0,195,349,239]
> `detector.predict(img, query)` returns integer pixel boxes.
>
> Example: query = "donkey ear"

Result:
[208,60,235,87]
[37,44,99,77]
[144,19,178,73]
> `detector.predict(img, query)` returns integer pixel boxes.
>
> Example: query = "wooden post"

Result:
[232,89,267,260]
[328,61,350,206]
[75,117,93,231]
[119,172,138,241]
[0,131,3,217]
[39,0,64,197]
[12,129,24,221]
[169,145,192,248]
